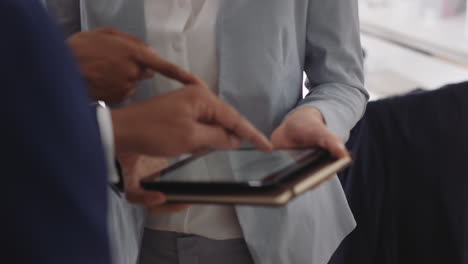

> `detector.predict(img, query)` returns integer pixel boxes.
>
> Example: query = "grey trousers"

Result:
[138,229,255,264]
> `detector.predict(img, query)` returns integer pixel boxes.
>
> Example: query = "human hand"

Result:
[68,27,200,104]
[271,107,349,158]
[119,153,190,215]
[111,85,273,157]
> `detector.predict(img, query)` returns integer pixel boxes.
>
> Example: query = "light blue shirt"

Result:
[45,1,369,263]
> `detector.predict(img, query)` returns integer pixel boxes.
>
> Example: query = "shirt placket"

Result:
[171,0,192,234]
[145,0,191,94]
[168,0,191,71]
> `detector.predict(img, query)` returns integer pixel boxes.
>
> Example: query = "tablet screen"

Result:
[153,149,323,185]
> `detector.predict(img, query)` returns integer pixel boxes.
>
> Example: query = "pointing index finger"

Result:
[211,99,273,152]
[134,46,203,85]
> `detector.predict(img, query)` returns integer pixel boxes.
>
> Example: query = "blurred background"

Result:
[358,0,468,100]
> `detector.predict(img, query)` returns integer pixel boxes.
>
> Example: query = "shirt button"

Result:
[172,39,183,52]
[178,0,185,8]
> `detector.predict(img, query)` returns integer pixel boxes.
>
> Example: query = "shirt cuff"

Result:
[96,102,119,184]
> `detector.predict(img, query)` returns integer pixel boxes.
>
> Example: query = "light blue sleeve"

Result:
[299,0,369,140]
[43,0,81,36]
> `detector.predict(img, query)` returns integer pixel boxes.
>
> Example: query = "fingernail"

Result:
[263,136,273,150]
[147,47,158,55]
[340,144,349,154]
[230,135,242,148]
[338,143,346,151]
[143,70,155,79]
[338,143,350,156]
[153,192,166,202]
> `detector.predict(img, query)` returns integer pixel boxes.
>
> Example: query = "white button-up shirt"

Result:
[143,0,243,240]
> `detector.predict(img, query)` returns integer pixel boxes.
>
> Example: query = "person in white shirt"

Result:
[46,1,368,263]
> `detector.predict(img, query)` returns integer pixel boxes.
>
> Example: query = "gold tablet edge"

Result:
[166,190,293,206]
[292,156,352,195]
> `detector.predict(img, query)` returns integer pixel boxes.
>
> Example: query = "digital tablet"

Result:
[141,148,351,206]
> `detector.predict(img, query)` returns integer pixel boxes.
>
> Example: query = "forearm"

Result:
[301,0,368,140]
[296,84,367,141]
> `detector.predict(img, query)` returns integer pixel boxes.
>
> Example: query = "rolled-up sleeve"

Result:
[298,0,369,141]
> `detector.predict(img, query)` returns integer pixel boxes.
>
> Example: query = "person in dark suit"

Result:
[2,0,111,262]
[1,0,271,263]
[330,85,468,264]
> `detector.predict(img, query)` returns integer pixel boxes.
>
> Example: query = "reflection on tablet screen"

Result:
[157,149,318,183]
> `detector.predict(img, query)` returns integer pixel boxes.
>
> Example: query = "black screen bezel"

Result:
[140,148,333,193]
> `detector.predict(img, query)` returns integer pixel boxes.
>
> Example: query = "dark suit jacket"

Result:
[1,0,110,263]
[330,84,468,264]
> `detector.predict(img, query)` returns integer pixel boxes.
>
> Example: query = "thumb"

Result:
[320,133,349,158]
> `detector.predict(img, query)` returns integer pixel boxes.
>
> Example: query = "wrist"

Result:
[289,106,325,124]
[95,102,120,183]
[306,107,325,123]
[110,108,131,154]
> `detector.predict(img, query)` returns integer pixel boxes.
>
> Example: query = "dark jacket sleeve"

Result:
[0,1,110,263]
[43,0,81,36]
